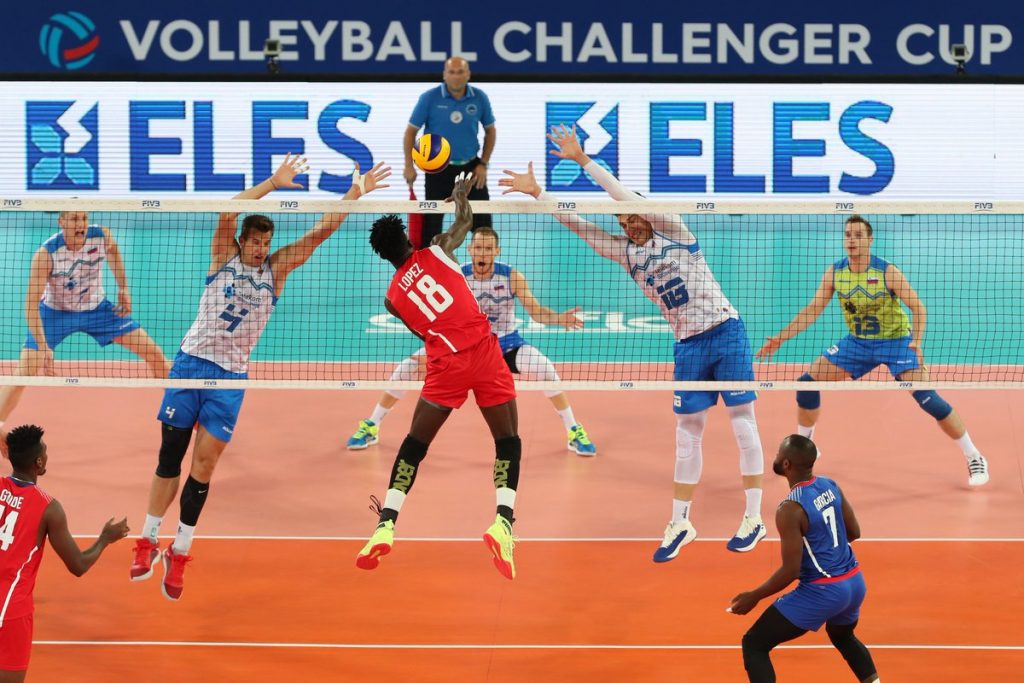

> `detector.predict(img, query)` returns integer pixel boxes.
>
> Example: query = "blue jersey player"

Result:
[730,435,879,683]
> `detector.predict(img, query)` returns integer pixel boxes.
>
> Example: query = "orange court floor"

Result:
[9,386,1024,682]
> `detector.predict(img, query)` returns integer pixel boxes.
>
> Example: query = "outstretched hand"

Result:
[270,152,309,190]
[547,124,586,163]
[556,307,584,330]
[498,161,541,197]
[755,336,784,360]
[352,161,392,197]
[446,171,473,204]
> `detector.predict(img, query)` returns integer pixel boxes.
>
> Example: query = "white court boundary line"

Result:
[30,641,1024,651]
[69,535,1024,542]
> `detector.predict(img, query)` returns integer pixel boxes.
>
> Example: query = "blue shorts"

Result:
[775,571,867,632]
[673,318,757,414]
[157,351,246,443]
[824,335,920,379]
[497,331,526,354]
[24,299,140,350]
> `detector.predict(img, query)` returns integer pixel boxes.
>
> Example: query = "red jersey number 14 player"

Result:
[359,172,520,579]
[0,425,128,681]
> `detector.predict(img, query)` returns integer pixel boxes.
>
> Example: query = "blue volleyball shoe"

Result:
[727,515,766,553]
[652,519,698,562]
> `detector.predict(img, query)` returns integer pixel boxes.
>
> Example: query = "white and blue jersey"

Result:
[180,255,277,374]
[159,255,277,443]
[41,226,107,312]
[461,262,525,353]
[24,227,140,349]
[774,476,866,631]
[622,232,737,342]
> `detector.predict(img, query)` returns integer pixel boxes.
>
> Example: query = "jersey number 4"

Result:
[220,304,250,332]
[0,504,19,551]
[406,275,454,322]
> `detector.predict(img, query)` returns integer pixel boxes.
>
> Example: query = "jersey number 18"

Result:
[406,274,453,322]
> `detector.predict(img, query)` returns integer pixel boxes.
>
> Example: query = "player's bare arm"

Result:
[886,265,927,356]
[102,227,132,316]
[43,500,128,577]
[757,266,837,360]
[499,162,623,261]
[837,487,861,541]
[729,501,806,615]
[209,153,310,270]
[510,270,583,330]
[434,172,474,258]
[25,249,53,371]
[271,162,392,286]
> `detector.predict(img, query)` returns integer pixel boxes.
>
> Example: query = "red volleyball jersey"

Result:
[0,478,51,625]
[387,245,491,356]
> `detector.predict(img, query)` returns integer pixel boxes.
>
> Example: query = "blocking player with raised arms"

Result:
[359,173,521,579]
[129,156,391,600]
[756,215,988,486]
[729,435,879,683]
[0,211,170,454]
[347,226,597,456]
[0,425,128,682]
[500,126,766,560]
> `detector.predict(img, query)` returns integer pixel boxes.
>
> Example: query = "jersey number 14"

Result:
[0,504,19,551]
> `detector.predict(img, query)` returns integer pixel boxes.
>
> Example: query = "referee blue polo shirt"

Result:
[409,84,495,165]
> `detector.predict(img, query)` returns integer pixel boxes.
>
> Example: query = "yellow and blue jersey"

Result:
[832,256,910,339]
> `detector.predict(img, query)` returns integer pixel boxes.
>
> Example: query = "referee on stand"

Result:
[403,56,496,246]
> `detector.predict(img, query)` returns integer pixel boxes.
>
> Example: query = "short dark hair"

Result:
[780,434,818,469]
[845,215,873,236]
[239,214,275,241]
[472,226,499,244]
[370,214,411,264]
[7,424,45,471]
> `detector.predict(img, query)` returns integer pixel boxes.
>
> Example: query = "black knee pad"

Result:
[156,424,193,478]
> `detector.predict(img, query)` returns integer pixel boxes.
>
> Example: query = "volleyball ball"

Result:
[411,134,451,173]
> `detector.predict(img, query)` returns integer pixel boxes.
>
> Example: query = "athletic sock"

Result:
[956,432,980,458]
[557,407,577,431]
[369,404,390,425]
[142,514,162,544]
[744,488,763,518]
[672,499,691,523]
[172,522,195,554]
[797,424,815,440]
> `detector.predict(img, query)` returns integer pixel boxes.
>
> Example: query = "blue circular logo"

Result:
[39,11,99,70]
